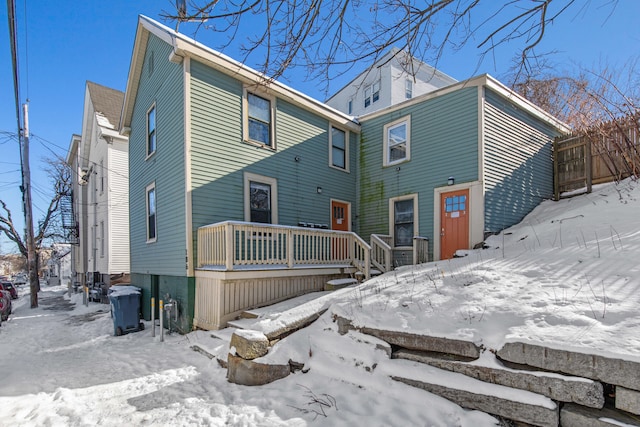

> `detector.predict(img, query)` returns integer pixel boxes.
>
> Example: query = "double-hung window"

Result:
[146,183,157,242]
[383,115,411,166]
[329,126,348,171]
[147,104,156,157]
[363,80,381,108]
[390,194,418,247]
[364,87,371,108]
[405,79,413,99]
[244,89,275,149]
[244,172,278,224]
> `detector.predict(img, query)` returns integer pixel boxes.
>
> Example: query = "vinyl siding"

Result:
[483,88,561,233]
[108,141,130,273]
[129,34,186,277]
[359,86,479,243]
[189,59,358,258]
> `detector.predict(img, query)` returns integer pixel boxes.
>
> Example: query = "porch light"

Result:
[448,176,455,186]
[316,186,323,194]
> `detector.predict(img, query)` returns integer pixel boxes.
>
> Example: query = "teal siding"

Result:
[189,60,358,258]
[129,34,186,277]
[483,88,563,233]
[359,87,479,246]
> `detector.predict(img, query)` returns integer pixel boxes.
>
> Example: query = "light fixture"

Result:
[316,186,323,194]
[448,176,455,186]
[294,155,301,162]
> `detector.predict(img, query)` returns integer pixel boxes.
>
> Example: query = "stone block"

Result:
[395,349,604,408]
[561,403,640,427]
[616,386,640,415]
[392,374,558,427]
[227,353,290,386]
[497,342,640,391]
[230,330,269,360]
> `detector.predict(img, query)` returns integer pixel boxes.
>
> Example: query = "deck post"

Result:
[225,222,234,270]
[287,229,294,268]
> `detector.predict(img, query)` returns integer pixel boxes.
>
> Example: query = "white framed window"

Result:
[383,115,411,166]
[146,182,157,242]
[244,172,278,224]
[329,126,349,172]
[405,79,413,99]
[364,86,371,108]
[389,194,418,247]
[347,99,353,115]
[243,87,276,149]
[99,159,104,194]
[147,103,156,157]
[372,81,380,103]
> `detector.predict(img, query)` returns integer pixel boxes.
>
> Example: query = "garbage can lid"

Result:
[108,285,141,297]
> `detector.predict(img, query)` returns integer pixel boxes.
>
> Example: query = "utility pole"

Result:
[22,103,38,308]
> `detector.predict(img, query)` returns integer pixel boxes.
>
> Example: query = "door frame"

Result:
[330,199,351,231]
[433,181,484,261]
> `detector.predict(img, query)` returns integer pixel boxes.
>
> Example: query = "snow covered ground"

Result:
[1,178,639,426]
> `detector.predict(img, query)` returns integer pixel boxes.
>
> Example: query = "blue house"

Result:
[120,16,568,331]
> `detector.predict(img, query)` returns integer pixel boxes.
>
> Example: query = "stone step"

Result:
[324,278,358,291]
[386,359,559,427]
[394,349,604,409]
[497,342,640,391]
[560,403,640,427]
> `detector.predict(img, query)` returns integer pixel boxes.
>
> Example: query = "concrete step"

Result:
[394,349,604,409]
[386,358,559,427]
[560,403,640,427]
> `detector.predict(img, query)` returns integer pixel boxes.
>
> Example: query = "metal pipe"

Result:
[151,297,155,338]
[159,299,164,342]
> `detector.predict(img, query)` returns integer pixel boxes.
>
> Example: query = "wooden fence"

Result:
[554,116,640,200]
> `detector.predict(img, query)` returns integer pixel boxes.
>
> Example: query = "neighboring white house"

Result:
[66,81,130,288]
[45,244,72,287]
[325,47,458,117]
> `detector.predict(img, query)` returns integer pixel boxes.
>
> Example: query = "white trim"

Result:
[478,86,485,195]
[146,182,157,243]
[184,57,194,276]
[242,86,276,150]
[244,172,278,224]
[383,115,411,167]
[432,181,484,261]
[328,125,350,172]
[146,102,157,159]
[330,198,351,231]
[388,193,418,248]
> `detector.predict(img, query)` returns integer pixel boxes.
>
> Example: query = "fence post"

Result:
[287,229,294,268]
[586,135,593,194]
[553,137,560,201]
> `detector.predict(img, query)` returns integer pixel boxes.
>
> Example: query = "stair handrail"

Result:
[370,233,392,273]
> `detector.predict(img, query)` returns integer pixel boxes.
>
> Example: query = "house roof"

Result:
[359,73,571,133]
[324,47,458,104]
[86,81,124,129]
[120,16,360,134]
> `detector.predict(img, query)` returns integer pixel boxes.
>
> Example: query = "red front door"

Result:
[440,189,469,259]
[331,200,350,260]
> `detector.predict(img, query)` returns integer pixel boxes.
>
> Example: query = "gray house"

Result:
[120,16,568,331]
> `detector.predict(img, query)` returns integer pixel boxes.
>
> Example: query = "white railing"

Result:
[198,221,371,279]
[371,234,430,273]
[371,234,392,273]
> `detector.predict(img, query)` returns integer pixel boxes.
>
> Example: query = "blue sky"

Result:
[1,0,639,253]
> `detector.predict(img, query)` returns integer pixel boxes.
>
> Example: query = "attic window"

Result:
[405,79,413,99]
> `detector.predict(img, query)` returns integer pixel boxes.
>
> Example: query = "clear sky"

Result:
[1,0,639,253]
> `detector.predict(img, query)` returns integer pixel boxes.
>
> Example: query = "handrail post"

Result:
[225,222,234,270]
[287,229,294,268]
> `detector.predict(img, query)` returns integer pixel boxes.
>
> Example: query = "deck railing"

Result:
[371,234,430,273]
[198,221,371,279]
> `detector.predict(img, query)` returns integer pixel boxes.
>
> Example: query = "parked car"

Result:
[0,281,18,299]
[0,289,11,321]
[12,274,27,286]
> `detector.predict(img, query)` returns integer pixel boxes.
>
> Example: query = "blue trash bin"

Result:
[108,286,145,336]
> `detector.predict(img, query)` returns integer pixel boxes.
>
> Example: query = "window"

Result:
[146,183,157,242]
[372,81,380,103]
[389,194,418,247]
[99,160,104,194]
[383,115,411,166]
[329,126,348,171]
[147,104,156,157]
[364,87,371,108]
[405,79,413,99]
[244,172,278,224]
[347,99,353,115]
[244,88,275,148]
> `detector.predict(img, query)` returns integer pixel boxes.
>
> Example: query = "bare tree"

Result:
[0,157,72,307]
[163,0,618,90]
